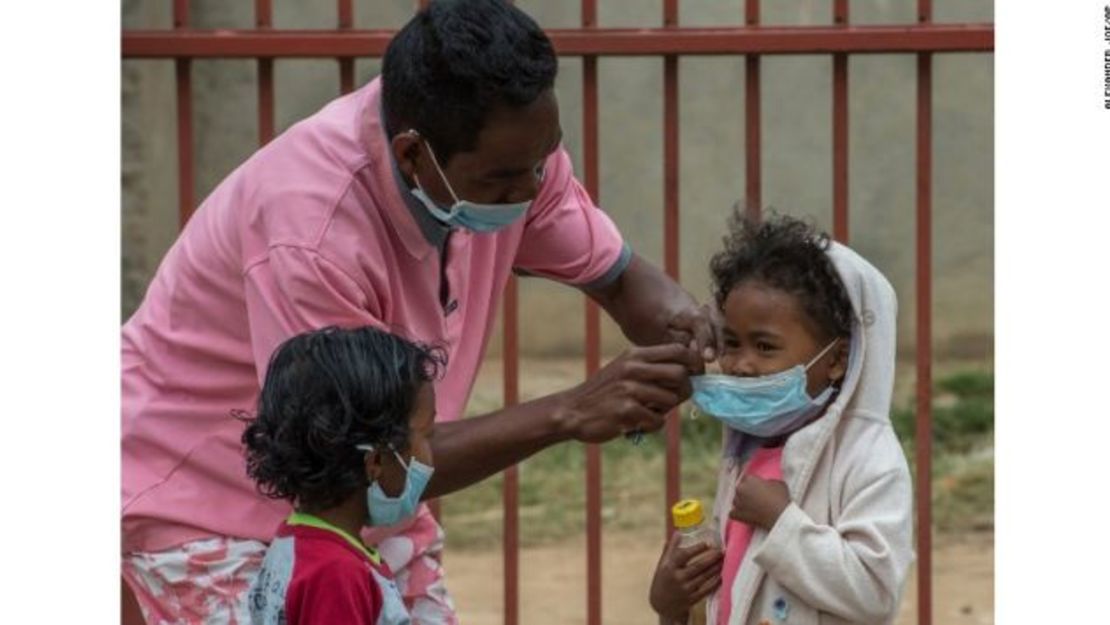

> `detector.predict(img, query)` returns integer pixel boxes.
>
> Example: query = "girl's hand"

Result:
[731,474,790,530]
[649,532,724,622]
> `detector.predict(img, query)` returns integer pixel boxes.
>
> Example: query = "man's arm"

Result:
[423,394,565,498]
[424,342,700,498]
[583,252,724,361]
[512,150,720,361]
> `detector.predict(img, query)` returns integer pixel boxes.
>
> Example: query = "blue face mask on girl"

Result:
[690,340,840,438]
[356,445,435,527]
[408,134,538,233]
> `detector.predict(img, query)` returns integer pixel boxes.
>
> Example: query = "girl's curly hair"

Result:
[709,210,853,341]
[241,326,446,512]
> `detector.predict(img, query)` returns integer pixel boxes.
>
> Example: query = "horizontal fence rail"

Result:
[123,24,993,58]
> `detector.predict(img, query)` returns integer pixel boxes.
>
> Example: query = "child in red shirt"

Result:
[241,326,445,625]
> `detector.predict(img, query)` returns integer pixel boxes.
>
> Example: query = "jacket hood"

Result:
[823,240,899,426]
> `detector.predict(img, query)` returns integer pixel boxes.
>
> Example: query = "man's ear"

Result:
[828,339,850,385]
[391,129,422,180]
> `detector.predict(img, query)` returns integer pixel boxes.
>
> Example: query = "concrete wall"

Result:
[121,0,993,362]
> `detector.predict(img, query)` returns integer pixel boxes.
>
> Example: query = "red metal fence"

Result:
[121,2,993,624]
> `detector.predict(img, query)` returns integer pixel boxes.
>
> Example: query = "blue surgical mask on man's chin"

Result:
[408,136,534,233]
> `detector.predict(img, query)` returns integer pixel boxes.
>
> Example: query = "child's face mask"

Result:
[357,445,435,527]
[691,340,838,438]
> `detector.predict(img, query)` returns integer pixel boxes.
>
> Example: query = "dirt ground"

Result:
[445,530,993,625]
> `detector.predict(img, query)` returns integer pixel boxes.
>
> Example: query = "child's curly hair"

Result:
[241,326,446,512]
[709,210,853,341]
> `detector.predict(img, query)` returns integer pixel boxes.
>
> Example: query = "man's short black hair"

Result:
[710,211,854,342]
[241,326,446,512]
[381,0,558,163]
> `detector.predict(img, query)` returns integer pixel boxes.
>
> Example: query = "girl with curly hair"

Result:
[241,326,445,625]
[649,212,915,625]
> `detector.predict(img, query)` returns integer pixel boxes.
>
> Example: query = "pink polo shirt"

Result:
[121,77,629,553]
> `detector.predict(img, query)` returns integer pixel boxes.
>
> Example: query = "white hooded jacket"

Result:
[705,242,915,625]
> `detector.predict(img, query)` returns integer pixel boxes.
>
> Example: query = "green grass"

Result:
[893,369,995,531]
[440,369,994,550]
[892,370,994,454]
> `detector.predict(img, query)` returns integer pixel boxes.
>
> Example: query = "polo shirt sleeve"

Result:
[244,245,386,385]
[512,147,631,289]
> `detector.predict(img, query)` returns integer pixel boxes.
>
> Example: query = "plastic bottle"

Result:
[671,499,721,625]
[672,498,721,550]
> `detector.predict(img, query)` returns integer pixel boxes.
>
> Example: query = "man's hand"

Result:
[730,475,791,530]
[556,343,701,444]
[584,253,723,362]
[665,301,725,364]
[649,532,724,622]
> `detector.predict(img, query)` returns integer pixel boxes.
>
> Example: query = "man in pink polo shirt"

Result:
[121,1,720,623]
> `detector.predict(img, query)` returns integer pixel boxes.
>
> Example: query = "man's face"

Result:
[395,89,563,207]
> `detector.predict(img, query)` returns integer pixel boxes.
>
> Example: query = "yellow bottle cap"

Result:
[671,499,704,529]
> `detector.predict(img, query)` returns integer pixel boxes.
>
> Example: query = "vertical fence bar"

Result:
[500,0,521,615]
[832,0,849,242]
[174,0,194,229]
[256,0,275,145]
[504,0,521,592]
[581,2,603,625]
[338,0,355,93]
[662,0,681,539]
[915,1,934,625]
[744,0,761,218]
[502,273,521,625]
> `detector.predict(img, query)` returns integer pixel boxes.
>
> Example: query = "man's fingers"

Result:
[690,315,717,364]
[705,304,727,362]
[637,412,667,435]
[623,361,693,402]
[666,327,694,348]
[667,305,722,364]
[627,381,681,413]
[629,343,702,370]
[626,361,688,387]
[618,403,665,435]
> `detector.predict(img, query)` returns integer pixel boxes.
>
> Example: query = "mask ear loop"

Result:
[356,444,379,487]
[804,338,840,371]
[405,129,461,205]
[417,135,461,204]
[392,450,412,472]
[357,444,417,497]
